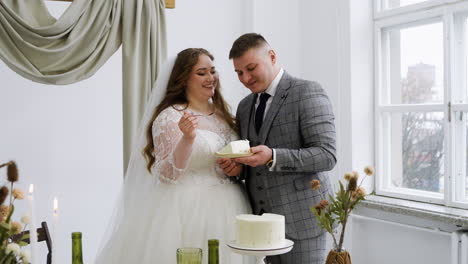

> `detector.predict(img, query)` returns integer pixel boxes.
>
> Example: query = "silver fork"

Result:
[191,112,214,117]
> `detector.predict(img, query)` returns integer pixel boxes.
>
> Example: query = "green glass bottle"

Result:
[208,239,219,264]
[71,232,83,264]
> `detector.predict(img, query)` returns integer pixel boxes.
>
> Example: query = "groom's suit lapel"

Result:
[240,93,256,139]
[259,72,292,144]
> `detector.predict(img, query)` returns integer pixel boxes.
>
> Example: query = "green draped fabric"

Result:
[0,0,167,171]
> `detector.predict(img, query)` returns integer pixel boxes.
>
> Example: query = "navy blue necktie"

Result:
[255,93,271,134]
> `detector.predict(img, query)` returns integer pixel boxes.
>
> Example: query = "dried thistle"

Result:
[347,174,358,192]
[10,221,22,235]
[0,186,8,205]
[314,199,330,215]
[351,187,366,200]
[0,205,10,218]
[11,189,24,200]
[309,179,321,190]
[344,172,353,181]
[364,166,374,176]
[356,186,366,197]
[21,215,31,225]
[317,199,329,209]
[7,161,18,183]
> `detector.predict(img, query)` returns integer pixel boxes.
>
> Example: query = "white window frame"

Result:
[375,0,468,209]
[375,0,461,19]
[451,10,468,208]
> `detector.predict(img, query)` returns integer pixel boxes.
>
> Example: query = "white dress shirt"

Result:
[254,68,284,170]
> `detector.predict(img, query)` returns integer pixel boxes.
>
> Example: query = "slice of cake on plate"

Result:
[215,140,252,157]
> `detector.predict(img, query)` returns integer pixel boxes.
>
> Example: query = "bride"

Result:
[95,48,252,263]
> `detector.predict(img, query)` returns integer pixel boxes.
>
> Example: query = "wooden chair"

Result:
[11,221,52,264]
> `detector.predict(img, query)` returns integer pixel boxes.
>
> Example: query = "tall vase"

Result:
[325,249,352,264]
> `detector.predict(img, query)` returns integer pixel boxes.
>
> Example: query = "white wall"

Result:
[348,0,375,191]
[299,0,343,184]
[0,2,123,263]
[0,2,125,263]
[350,215,453,264]
[165,0,253,112]
[253,0,346,184]
[252,0,302,76]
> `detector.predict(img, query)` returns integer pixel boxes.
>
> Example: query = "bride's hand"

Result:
[217,158,242,177]
[178,112,198,140]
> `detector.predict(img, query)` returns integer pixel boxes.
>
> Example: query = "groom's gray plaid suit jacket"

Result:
[236,71,336,240]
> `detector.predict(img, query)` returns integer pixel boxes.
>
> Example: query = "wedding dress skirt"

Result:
[95,107,253,264]
[96,181,251,263]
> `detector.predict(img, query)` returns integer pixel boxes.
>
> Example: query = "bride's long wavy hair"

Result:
[143,48,237,173]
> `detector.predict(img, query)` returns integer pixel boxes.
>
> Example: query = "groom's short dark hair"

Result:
[229,33,269,59]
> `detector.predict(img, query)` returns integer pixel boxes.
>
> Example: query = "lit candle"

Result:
[28,184,36,264]
[53,197,58,216]
[53,197,58,264]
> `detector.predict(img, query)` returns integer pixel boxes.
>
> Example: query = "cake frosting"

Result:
[235,213,285,248]
[219,140,250,154]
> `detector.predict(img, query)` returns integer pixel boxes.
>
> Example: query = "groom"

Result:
[220,33,337,264]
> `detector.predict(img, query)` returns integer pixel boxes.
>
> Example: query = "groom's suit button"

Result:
[256,172,261,176]
[257,186,263,191]
[259,200,265,205]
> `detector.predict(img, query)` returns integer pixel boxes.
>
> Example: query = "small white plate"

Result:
[227,239,294,252]
[214,152,253,158]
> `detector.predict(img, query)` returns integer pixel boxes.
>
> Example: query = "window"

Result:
[375,0,468,208]
[384,0,432,9]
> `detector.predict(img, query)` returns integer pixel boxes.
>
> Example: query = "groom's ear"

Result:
[268,50,277,64]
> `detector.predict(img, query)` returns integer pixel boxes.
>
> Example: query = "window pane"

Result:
[386,0,430,9]
[465,18,468,102]
[453,112,468,202]
[388,112,444,193]
[465,116,468,199]
[387,22,444,104]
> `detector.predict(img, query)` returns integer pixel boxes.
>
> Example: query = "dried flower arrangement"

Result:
[0,161,31,263]
[310,166,374,264]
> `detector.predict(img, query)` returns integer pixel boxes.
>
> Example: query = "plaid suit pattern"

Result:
[266,232,327,264]
[236,72,336,263]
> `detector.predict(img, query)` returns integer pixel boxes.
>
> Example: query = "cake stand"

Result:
[227,240,294,264]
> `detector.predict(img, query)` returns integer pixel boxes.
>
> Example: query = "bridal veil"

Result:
[94,56,176,262]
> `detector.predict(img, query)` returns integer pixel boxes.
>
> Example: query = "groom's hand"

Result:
[234,145,272,167]
[217,158,242,176]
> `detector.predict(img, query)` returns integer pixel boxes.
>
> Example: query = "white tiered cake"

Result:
[235,213,286,248]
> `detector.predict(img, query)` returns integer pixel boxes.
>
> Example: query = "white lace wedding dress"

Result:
[95,106,252,264]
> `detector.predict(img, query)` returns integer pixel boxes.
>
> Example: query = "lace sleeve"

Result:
[151,107,189,183]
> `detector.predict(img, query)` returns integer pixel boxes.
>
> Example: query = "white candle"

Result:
[27,184,37,264]
[53,198,58,217]
[53,197,58,264]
